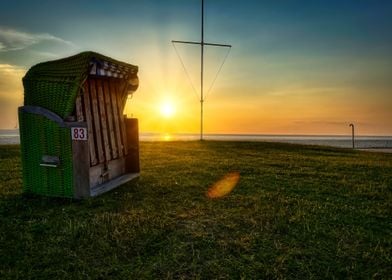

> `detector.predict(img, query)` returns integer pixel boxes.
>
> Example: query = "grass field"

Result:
[0,141,391,279]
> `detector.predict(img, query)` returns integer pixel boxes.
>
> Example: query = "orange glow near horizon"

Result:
[119,35,392,136]
[2,41,391,136]
[125,81,392,136]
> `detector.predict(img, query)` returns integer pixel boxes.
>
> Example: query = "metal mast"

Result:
[201,0,204,141]
[172,0,231,140]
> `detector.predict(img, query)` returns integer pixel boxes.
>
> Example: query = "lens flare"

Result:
[207,171,240,199]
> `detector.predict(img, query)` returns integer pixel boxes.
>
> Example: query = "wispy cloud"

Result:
[265,86,345,97]
[0,63,25,97]
[291,120,366,126]
[0,27,74,52]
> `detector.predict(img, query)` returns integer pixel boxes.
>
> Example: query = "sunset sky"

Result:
[1,0,391,135]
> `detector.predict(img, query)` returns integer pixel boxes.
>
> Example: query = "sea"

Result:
[1,129,392,150]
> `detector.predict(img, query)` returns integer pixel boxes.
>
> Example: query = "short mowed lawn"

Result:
[0,141,391,279]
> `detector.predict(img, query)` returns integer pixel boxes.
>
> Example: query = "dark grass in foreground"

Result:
[0,142,391,279]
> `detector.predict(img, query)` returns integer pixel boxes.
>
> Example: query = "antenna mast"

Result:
[172,0,231,140]
[201,0,204,141]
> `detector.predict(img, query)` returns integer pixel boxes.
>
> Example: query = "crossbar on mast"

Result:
[172,0,231,140]
[172,40,232,48]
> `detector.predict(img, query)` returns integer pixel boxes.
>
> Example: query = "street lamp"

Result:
[349,123,355,149]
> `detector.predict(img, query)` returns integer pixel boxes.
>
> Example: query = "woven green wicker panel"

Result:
[23,78,80,119]
[23,51,138,119]
[19,110,73,197]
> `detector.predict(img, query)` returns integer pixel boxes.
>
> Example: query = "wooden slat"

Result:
[75,95,84,122]
[119,80,129,112]
[89,79,105,163]
[96,79,111,162]
[125,118,140,173]
[82,82,97,166]
[115,82,128,155]
[72,137,90,198]
[90,172,139,197]
[103,80,118,159]
[109,80,123,157]
[89,157,126,189]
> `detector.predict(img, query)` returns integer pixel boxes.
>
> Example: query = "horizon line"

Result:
[1,129,392,138]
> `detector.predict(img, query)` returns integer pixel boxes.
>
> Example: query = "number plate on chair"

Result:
[71,127,88,140]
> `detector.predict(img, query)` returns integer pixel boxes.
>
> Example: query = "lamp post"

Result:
[349,123,355,149]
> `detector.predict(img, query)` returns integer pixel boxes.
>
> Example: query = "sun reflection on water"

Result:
[162,133,172,141]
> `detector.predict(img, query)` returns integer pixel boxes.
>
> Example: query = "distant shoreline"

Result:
[1,130,392,150]
[2,129,391,138]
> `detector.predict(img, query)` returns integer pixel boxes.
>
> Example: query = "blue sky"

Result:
[1,0,391,134]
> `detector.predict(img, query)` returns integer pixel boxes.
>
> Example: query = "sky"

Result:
[1,0,391,135]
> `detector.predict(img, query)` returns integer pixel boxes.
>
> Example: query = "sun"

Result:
[160,101,175,118]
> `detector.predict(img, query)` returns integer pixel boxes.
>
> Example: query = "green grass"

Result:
[0,141,391,279]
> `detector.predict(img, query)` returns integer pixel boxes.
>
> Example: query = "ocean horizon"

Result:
[1,129,392,149]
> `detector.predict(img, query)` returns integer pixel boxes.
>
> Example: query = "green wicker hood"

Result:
[23,51,138,119]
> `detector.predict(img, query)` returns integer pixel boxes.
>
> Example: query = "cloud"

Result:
[0,27,74,52]
[291,120,367,126]
[264,85,346,97]
[0,63,25,93]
